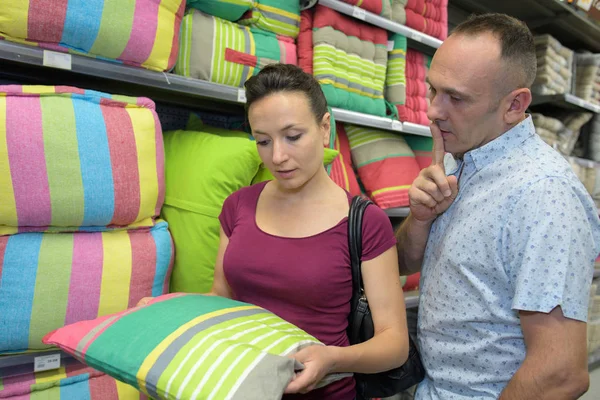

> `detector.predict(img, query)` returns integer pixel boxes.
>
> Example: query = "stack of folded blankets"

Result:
[533,34,574,95]
[0,0,185,72]
[532,112,593,156]
[588,282,600,356]
[175,0,300,86]
[586,115,600,162]
[575,53,600,106]
[394,49,431,125]
[298,5,389,116]
[532,113,564,149]
[0,85,174,398]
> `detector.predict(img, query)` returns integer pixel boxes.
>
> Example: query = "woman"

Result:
[215,64,408,399]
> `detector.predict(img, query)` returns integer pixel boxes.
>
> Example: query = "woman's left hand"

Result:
[284,345,337,394]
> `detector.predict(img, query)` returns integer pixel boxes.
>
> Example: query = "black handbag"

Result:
[347,196,425,399]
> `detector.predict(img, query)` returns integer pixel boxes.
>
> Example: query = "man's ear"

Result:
[321,112,331,147]
[504,88,532,125]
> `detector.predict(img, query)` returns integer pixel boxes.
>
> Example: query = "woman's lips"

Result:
[277,169,296,179]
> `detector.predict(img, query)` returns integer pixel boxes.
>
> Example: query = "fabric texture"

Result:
[0,0,184,71]
[416,116,600,399]
[385,33,408,113]
[0,358,144,399]
[533,34,573,96]
[404,0,447,40]
[219,181,397,399]
[345,124,421,208]
[175,10,297,87]
[43,293,349,400]
[0,221,173,354]
[161,128,262,294]
[403,134,433,170]
[396,50,431,125]
[340,0,393,19]
[186,0,254,21]
[0,85,165,235]
[299,5,389,117]
[238,0,301,39]
[329,123,362,196]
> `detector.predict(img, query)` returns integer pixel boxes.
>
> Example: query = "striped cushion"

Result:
[175,10,297,87]
[186,0,254,21]
[0,221,173,354]
[43,294,349,400]
[386,33,408,113]
[0,0,184,72]
[307,5,389,117]
[330,123,362,196]
[238,0,301,39]
[345,124,421,208]
[0,85,165,235]
[0,358,144,399]
[403,134,433,170]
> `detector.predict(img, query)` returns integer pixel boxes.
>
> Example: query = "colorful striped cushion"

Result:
[330,123,362,196]
[345,124,421,208]
[238,0,301,39]
[0,85,165,235]
[161,128,262,293]
[43,294,349,400]
[0,221,173,354]
[0,358,144,399]
[175,10,297,87]
[186,0,254,21]
[304,5,389,117]
[403,134,433,170]
[386,33,408,114]
[0,0,184,72]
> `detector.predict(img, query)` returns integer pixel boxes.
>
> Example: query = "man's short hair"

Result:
[452,13,537,89]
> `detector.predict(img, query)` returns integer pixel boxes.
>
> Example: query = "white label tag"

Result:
[352,6,367,20]
[34,353,61,373]
[391,120,402,131]
[237,88,247,103]
[387,40,395,51]
[43,51,72,70]
[411,33,424,43]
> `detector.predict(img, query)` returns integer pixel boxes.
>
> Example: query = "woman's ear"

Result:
[321,112,331,147]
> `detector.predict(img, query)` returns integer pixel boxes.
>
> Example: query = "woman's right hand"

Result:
[408,125,458,223]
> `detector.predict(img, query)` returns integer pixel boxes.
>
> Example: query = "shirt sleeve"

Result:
[361,203,397,262]
[505,177,600,322]
[218,190,241,238]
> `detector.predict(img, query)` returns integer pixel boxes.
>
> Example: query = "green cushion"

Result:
[43,294,349,400]
[161,129,262,293]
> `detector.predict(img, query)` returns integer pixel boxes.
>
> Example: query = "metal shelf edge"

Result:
[318,0,442,50]
[0,350,72,370]
[402,122,432,137]
[385,207,410,217]
[404,291,420,308]
[589,348,600,368]
[331,107,404,132]
[564,94,600,114]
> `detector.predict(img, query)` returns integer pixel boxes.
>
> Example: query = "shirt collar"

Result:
[462,115,535,171]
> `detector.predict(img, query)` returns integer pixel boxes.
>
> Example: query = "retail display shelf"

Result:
[449,0,600,53]
[404,291,420,308]
[589,349,600,369]
[594,269,600,279]
[0,350,72,376]
[331,107,404,133]
[402,122,432,137]
[531,94,600,114]
[317,0,443,52]
[385,207,411,218]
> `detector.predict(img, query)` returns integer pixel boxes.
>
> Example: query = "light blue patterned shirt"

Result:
[415,116,600,399]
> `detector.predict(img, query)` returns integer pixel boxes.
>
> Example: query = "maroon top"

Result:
[219,181,397,400]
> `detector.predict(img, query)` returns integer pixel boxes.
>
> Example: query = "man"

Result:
[396,13,600,399]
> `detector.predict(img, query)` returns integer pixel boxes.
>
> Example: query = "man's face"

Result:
[426,33,509,156]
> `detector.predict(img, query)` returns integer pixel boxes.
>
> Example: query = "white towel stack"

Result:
[533,34,574,96]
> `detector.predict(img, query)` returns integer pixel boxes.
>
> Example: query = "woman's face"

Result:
[248,91,330,190]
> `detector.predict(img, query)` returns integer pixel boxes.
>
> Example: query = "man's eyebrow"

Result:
[426,78,472,100]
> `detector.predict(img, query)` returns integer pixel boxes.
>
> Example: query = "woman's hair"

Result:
[244,64,328,123]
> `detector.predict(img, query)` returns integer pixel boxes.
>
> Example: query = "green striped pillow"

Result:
[43,293,349,400]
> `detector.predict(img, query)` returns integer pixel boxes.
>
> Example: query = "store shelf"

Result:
[385,207,411,217]
[404,291,420,308]
[594,269,600,279]
[317,0,443,52]
[0,350,72,377]
[531,93,600,114]
[402,122,432,137]
[332,107,404,132]
[589,349,600,369]
[449,0,600,53]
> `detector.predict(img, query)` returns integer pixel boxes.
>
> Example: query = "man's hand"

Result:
[408,123,458,223]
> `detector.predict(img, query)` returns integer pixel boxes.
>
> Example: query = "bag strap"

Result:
[348,196,373,305]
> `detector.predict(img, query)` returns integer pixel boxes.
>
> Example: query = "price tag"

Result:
[43,50,72,70]
[391,120,402,131]
[352,6,366,20]
[411,33,423,43]
[387,40,395,51]
[237,88,247,103]
[34,353,61,373]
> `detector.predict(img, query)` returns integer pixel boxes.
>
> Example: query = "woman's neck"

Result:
[272,167,338,203]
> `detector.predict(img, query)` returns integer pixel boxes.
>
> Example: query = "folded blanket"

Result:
[536,46,570,68]
[0,0,185,72]
[341,0,393,19]
[0,85,165,235]
[532,113,564,133]
[534,34,573,61]
[537,56,573,81]
[300,5,389,117]
[534,66,568,88]
[175,10,297,87]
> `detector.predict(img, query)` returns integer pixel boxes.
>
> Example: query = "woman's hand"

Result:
[284,345,337,394]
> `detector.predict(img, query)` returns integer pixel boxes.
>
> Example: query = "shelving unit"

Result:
[590,348,600,369]
[317,0,443,53]
[404,291,420,308]
[532,94,600,114]
[385,207,411,218]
